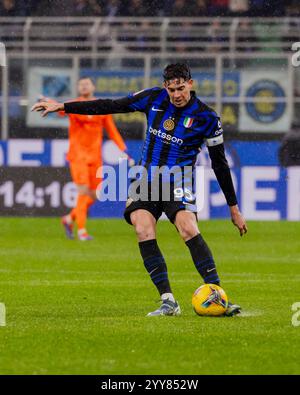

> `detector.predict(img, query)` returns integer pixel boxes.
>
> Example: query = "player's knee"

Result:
[89,190,97,200]
[134,223,155,241]
[177,221,199,241]
[77,184,89,195]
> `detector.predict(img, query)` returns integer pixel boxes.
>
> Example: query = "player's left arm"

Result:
[205,118,247,236]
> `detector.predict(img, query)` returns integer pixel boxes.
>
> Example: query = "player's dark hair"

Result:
[78,76,95,85]
[163,63,192,82]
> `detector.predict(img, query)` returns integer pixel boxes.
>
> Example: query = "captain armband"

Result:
[205,134,224,147]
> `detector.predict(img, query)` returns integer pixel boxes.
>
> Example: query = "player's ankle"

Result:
[161,293,175,303]
[63,214,73,225]
[78,228,88,236]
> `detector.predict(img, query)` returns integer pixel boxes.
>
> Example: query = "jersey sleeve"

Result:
[64,88,156,115]
[203,115,224,147]
[203,113,237,206]
[207,143,238,206]
[103,115,127,152]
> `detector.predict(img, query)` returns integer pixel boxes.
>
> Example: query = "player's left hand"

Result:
[230,205,248,237]
[124,153,135,167]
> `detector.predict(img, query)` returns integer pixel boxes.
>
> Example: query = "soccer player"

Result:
[32,63,247,315]
[44,77,130,241]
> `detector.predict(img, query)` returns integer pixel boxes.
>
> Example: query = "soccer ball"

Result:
[192,284,228,316]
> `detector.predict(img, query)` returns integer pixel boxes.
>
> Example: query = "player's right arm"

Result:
[31,101,65,117]
[31,88,157,117]
[204,114,248,236]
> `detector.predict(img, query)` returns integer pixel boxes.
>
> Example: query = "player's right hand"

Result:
[230,205,248,237]
[31,101,64,117]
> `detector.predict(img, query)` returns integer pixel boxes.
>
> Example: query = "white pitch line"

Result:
[239,310,263,317]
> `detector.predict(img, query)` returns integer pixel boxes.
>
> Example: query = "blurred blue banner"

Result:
[1,139,299,220]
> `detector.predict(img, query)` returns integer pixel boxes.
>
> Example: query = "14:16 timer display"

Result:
[0,180,76,208]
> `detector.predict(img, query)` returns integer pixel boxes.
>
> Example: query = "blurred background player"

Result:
[44,77,131,241]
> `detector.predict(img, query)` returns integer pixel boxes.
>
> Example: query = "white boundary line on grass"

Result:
[239,310,263,317]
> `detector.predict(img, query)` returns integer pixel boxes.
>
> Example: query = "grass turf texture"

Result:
[0,218,299,375]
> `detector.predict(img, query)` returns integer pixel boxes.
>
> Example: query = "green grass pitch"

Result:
[0,218,299,375]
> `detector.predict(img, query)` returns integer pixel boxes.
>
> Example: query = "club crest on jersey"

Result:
[183,116,193,128]
[163,119,175,131]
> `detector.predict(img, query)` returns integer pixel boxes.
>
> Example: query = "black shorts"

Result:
[123,181,197,225]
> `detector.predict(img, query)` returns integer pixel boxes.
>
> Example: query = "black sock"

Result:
[186,234,220,285]
[139,239,172,295]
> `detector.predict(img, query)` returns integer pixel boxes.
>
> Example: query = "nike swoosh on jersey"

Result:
[151,106,164,112]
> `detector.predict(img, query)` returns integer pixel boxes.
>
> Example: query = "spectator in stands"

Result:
[0,0,26,44]
[234,19,256,67]
[71,0,103,16]
[24,0,35,16]
[236,19,256,51]
[207,0,229,16]
[269,0,287,16]
[0,0,293,18]
[31,0,103,16]
[0,0,25,16]
[229,0,249,16]
[135,20,158,51]
[248,0,286,17]
[171,21,194,52]
[286,0,300,16]
[125,0,151,17]
[169,0,195,17]
[165,0,208,18]
[31,0,71,16]
[193,0,208,15]
[207,18,228,52]
[104,0,123,17]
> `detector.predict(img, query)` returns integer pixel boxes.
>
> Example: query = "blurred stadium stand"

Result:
[0,0,299,18]
[1,16,300,141]
[1,16,300,53]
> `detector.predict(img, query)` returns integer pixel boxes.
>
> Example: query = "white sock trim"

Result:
[161,293,175,303]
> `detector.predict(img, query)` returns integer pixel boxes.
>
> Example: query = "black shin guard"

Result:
[139,239,172,295]
[186,234,220,285]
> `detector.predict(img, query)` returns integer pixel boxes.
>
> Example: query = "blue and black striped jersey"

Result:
[65,87,223,169]
[126,88,223,169]
[64,87,237,206]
